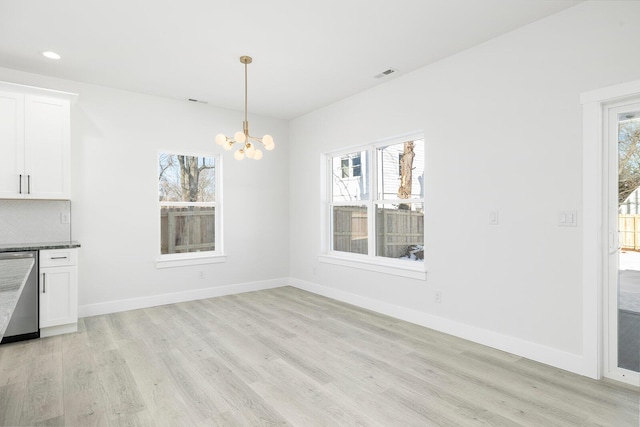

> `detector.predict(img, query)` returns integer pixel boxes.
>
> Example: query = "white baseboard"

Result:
[77,276,591,378]
[40,322,78,338]
[289,278,591,378]
[78,278,288,318]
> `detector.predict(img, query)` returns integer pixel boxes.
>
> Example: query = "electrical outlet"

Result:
[434,290,442,304]
[199,271,205,279]
[60,212,70,224]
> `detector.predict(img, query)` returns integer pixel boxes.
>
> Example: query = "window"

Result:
[157,152,223,267]
[331,149,369,255]
[340,158,349,178]
[324,135,425,277]
[340,153,362,178]
[352,154,362,177]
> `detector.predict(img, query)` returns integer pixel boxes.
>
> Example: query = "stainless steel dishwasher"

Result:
[0,251,39,344]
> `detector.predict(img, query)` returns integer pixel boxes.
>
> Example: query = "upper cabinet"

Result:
[0,90,24,198]
[0,83,73,200]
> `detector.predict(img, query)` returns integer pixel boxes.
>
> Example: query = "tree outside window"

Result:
[159,153,218,255]
[619,115,640,205]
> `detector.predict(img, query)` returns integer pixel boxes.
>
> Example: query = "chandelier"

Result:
[215,56,275,160]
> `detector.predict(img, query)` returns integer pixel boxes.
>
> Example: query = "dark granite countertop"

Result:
[0,241,81,253]
[0,257,35,339]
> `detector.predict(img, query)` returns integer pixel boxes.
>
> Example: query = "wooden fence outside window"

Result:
[161,207,215,254]
[332,206,423,258]
[619,214,640,251]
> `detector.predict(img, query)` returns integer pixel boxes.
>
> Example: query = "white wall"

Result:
[289,1,640,376]
[0,67,290,314]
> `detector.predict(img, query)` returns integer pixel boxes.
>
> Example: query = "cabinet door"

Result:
[24,95,70,199]
[39,266,77,328]
[0,91,24,197]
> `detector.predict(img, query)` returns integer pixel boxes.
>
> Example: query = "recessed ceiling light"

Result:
[42,51,61,60]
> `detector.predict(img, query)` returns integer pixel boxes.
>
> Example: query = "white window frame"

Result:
[320,132,427,280]
[155,151,226,268]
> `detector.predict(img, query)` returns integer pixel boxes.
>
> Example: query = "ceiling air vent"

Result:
[374,68,397,79]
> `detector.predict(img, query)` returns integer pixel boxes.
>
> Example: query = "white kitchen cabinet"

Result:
[39,249,78,336]
[0,90,24,198]
[0,82,73,200]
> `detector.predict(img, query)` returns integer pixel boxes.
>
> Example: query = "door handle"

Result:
[27,175,31,194]
[19,174,22,194]
[42,272,46,293]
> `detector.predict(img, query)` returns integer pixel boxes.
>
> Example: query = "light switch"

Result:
[558,210,577,227]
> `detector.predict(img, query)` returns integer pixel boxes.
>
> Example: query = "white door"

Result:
[605,100,640,384]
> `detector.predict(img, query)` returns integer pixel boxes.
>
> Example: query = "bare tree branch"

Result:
[619,120,640,204]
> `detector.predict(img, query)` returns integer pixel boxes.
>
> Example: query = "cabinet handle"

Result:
[51,256,68,260]
[42,272,46,293]
[19,174,22,194]
[27,175,31,194]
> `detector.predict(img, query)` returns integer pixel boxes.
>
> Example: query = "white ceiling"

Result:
[0,0,582,120]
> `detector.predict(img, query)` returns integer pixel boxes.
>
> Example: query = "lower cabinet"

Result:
[39,248,78,336]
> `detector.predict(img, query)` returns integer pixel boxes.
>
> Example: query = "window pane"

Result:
[332,205,368,255]
[332,150,368,201]
[377,140,424,200]
[341,158,349,178]
[159,153,216,202]
[161,206,215,254]
[376,203,423,260]
[352,154,361,177]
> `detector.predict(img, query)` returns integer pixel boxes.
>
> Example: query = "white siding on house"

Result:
[331,150,368,202]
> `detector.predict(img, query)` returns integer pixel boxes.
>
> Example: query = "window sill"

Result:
[318,253,427,280]
[155,252,227,269]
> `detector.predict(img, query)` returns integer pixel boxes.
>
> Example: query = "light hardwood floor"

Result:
[0,286,638,426]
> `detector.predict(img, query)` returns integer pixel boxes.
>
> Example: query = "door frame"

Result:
[605,101,640,384]
[582,79,640,386]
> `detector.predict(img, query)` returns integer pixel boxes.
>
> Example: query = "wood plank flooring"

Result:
[0,286,638,426]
